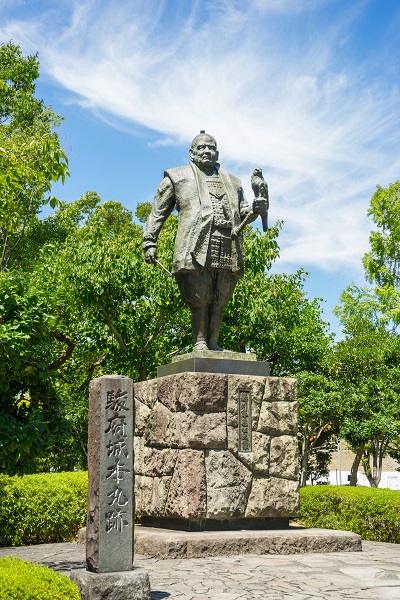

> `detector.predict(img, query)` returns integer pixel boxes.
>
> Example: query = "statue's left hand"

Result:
[252,197,268,216]
[144,247,158,264]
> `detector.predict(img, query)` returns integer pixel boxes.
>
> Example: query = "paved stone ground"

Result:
[1,540,400,599]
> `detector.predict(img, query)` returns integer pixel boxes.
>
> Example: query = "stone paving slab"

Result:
[1,540,400,599]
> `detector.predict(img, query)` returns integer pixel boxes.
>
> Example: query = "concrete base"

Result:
[157,350,270,377]
[134,524,362,559]
[70,568,150,600]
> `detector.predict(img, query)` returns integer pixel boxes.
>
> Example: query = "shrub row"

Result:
[0,556,79,599]
[0,471,87,547]
[300,485,400,543]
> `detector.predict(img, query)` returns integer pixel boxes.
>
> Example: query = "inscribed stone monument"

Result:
[71,375,150,600]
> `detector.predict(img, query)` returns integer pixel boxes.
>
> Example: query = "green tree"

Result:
[0,268,72,474]
[0,42,70,473]
[297,371,346,487]
[362,181,400,327]
[334,288,400,487]
[0,41,68,271]
[223,225,333,375]
[363,181,400,289]
[332,181,400,486]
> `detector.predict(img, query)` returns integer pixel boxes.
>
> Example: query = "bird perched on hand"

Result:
[251,168,269,203]
[251,168,269,231]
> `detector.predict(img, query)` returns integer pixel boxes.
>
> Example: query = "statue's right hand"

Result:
[144,247,157,264]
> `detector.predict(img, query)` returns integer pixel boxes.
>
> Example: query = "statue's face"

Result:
[189,135,218,171]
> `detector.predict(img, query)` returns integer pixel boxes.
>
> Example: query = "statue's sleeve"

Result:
[239,186,251,220]
[143,176,175,250]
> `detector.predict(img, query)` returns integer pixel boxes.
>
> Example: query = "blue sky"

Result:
[1,0,399,337]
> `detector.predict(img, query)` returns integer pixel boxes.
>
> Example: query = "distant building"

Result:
[310,441,400,489]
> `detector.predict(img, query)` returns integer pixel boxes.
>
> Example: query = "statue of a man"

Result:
[143,131,267,351]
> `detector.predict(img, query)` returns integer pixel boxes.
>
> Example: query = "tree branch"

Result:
[5,186,38,269]
[97,302,128,352]
[78,356,105,392]
[0,227,9,272]
[48,332,75,370]
[138,307,179,358]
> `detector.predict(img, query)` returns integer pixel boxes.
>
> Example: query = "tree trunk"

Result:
[349,442,365,486]
[299,433,310,488]
[363,439,389,488]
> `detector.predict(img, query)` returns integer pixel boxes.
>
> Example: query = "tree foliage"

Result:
[333,180,400,486]
[0,41,68,271]
[363,181,400,289]
[297,371,346,487]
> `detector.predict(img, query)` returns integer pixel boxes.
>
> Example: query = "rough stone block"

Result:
[134,399,151,436]
[134,440,177,477]
[171,411,227,448]
[165,449,206,519]
[263,377,297,402]
[269,435,299,480]
[246,476,299,518]
[205,450,252,518]
[228,431,271,475]
[133,379,158,409]
[158,372,228,412]
[144,401,172,447]
[258,400,298,436]
[135,475,172,517]
[70,568,150,600]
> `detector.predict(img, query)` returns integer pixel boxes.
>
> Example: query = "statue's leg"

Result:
[175,270,212,351]
[207,306,225,351]
[207,270,238,351]
[191,307,208,351]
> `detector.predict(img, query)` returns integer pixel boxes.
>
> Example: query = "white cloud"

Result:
[1,0,399,277]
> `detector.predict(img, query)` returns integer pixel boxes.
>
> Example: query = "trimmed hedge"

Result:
[0,471,88,547]
[300,485,400,543]
[0,556,79,599]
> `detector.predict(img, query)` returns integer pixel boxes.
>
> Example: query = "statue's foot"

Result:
[193,341,208,351]
[208,342,224,352]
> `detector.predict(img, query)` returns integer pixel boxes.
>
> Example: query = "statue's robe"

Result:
[143,162,250,277]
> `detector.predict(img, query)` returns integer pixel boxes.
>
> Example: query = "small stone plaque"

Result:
[86,375,134,573]
[238,387,252,452]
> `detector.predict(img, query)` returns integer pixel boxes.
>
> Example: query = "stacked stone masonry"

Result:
[134,373,299,524]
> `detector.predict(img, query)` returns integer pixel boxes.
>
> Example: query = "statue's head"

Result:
[189,131,219,171]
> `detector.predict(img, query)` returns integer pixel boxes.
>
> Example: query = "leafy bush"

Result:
[0,471,87,546]
[0,556,79,599]
[300,485,400,543]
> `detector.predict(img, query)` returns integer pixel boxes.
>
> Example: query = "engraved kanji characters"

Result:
[104,387,132,534]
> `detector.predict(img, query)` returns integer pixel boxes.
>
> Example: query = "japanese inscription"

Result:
[238,387,252,452]
[86,375,134,574]
[104,389,131,535]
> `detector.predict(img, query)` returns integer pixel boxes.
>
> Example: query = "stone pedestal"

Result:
[70,568,150,600]
[134,361,299,530]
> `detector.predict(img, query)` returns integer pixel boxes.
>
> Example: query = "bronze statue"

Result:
[143,131,268,352]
